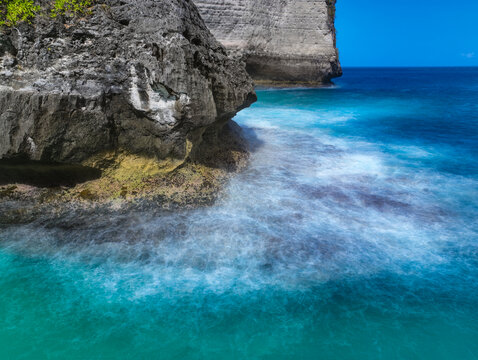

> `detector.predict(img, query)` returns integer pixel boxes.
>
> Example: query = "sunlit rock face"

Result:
[0,0,256,164]
[195,0,342,84]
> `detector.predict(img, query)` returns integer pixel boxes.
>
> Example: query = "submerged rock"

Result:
[195,0,342,85]
[0,0,256,164]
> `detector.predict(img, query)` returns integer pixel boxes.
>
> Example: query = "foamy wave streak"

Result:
[1,106,477,301]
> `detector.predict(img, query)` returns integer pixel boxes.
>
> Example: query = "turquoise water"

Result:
[1,68,478,359]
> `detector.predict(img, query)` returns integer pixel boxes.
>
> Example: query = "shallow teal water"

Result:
[1,68,478,359]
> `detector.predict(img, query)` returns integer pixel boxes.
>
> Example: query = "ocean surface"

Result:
[1,68,478,359]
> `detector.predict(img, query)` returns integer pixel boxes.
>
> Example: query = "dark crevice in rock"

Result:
[0,158,102,188]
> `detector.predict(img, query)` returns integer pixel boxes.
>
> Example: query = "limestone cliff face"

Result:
[0,0,256,164]
[195,0,342,84]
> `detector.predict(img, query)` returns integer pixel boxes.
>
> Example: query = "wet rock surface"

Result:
[0,120,251,224]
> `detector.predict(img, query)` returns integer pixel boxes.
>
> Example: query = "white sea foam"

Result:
[1,93,477,303]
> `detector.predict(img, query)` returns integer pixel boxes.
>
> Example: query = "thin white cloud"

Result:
[461,52,475,59]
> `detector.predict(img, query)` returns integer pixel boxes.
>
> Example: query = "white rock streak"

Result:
[129,66,189,126]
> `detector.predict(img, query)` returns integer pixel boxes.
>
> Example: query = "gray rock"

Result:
[0,0,256,164]
[194,0,342,84]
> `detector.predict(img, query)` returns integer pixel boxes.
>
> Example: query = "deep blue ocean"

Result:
[1,68,478,359]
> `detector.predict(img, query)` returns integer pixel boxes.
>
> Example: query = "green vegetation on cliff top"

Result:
[0,0,93,26]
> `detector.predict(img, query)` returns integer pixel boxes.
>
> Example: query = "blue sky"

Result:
[336,0,478,67]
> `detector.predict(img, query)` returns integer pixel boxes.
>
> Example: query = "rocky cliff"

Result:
[0,0,256,165]
[195,0,342,85]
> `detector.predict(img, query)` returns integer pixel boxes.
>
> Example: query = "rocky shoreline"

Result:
[0,0,258,220]
[0,0,341,221]
[0,122,250,225]
[0,120,250,224]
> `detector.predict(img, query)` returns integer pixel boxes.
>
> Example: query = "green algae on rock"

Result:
[0,0,256,218]
[0,121,250,224]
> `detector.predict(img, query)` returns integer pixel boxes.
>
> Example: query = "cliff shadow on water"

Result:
[190,120,264,170]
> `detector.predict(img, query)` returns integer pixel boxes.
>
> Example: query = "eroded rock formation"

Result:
[195,0,342,84]
[0,0,256,165]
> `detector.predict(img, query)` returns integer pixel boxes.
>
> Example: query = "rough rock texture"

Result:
[0,0,256,164]
[0,120,251,221]
[195,0,342,84]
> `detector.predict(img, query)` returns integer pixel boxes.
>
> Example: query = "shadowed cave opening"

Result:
[0,158,102,188]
